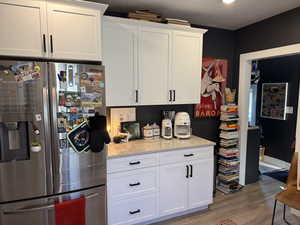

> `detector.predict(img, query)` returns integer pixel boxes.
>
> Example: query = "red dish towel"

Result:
[55,197,86,225]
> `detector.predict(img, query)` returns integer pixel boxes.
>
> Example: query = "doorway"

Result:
[238,43,300,188]
[250,56,300,183]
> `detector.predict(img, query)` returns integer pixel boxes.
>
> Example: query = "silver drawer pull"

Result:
[3,193,99,215]
[129,209,141,215]
[129,182,141,187]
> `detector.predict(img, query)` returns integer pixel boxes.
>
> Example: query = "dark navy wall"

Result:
[236,7,300,162]
[235,7,300,87]
[256,56,300,162]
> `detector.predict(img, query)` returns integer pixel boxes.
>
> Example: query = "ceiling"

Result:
[88,0,300,30]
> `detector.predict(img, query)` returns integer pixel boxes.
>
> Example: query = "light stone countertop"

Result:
[107,135,216,159]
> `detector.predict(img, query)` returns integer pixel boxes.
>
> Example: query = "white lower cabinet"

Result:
[107,146,214,225]
[108,194,157,225]
[159,162,188,216]
[187,159,214,209]
[108,167,158,200]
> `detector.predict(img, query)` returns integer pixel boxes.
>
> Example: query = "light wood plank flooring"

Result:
[153,175,300,225]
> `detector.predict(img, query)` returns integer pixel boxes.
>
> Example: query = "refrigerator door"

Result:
[0,60,52,203]
[0,186,106,225]
[49,63,106,193]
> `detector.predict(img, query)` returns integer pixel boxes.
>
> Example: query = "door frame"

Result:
[238,43,300,188]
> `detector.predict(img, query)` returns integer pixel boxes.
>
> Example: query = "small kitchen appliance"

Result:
[161,119,173,139]
[174,112,191,139]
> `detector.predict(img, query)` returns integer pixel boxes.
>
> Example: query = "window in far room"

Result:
[248,84,258,127]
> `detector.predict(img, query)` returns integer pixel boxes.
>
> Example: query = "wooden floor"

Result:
[153,175,300,225]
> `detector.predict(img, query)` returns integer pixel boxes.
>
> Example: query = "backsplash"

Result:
[108,104,221,143]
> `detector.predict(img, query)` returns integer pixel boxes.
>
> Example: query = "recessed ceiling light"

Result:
[223,0,236,4]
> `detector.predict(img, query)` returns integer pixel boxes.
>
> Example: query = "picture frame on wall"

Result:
[194,58,228,118]
[260,82,288,120]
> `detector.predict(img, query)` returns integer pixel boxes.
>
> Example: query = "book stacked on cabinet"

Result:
[217,105,243,194]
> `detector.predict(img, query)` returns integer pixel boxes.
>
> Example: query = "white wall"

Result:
[296,81,300,190]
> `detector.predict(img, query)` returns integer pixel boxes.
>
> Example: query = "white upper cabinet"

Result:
[103,17,139,107]
[0,0,47,58]
[103,16,206,106]
[47,0,106,61]
[0,0,108,61]
[171,31,203,104]
[139,26,171,105]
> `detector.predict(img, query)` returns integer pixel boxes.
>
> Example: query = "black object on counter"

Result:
[88,113,111,152]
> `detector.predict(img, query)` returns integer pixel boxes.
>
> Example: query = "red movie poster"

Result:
[194,58,228,118]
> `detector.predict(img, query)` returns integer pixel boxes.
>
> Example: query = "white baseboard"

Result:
[137,206,209,225]
[262,156,290,169]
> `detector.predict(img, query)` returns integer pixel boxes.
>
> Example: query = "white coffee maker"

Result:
[174,112,191,139]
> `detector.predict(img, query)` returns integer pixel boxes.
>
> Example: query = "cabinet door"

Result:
[0,0,47,58]
[172,31,202,104]
[139,26,171,105]
[159,162,188,216]
[47,2,101,61]
[188,159,214,209]
[103,19,138,106]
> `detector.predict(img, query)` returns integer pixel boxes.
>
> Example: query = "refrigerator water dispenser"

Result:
[0,121,30,162]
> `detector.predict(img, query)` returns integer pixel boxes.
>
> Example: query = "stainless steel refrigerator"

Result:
[0,60,107,225]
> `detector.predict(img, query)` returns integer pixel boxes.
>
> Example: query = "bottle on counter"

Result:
[143,124,154,140]
[152,123,160,139]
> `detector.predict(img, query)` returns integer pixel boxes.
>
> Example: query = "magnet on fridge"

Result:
[31,142,42,153]
[34,129,40,135]
[80,72,88,80]
[35,114,42,121]
[59,132,67,139]
[99,81,105,88]
[34,65,41,72]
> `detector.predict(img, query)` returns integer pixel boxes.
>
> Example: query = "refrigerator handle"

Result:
[3,193,99,215]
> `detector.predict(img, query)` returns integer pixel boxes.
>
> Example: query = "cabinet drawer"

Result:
[107,153,158,173]
[108,194,157,225]
[159,146,213,165]
[108,167,157,200]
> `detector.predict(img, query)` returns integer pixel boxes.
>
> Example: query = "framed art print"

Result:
[260,83,288,120]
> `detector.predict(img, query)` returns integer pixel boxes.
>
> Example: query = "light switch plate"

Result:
[110,108,136,137]
[286,106,293,114]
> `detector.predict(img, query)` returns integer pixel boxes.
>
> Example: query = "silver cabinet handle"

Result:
[3,193,99,215]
